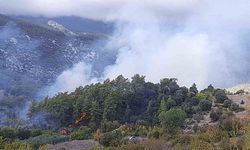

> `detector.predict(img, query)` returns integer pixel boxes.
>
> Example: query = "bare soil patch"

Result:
[46,140,100,150]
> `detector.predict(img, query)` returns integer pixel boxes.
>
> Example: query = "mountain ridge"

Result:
[0,14,115,98]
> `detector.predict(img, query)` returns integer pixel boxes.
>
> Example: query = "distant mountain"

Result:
[15,15,114,34]
[47,20,77,36]
[0,14,116,98]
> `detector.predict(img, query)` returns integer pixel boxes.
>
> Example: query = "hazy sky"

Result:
[1,0,250,93]
[0,0,199,21]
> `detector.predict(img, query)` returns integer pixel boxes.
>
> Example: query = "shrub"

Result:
[223,99,232,108]
[214,90,228,103]
[220,117,243,137]
[100,130,122,147]
[159,108,187,134]
[101,121,120,133]
[199,100,212,111]
[240,100,245,105]
[135,120,147,126]
[230,103,240,112]
[210,110,222,122]
[189,138,211,150]
[70,126,92,140]
[147,127,163,139]
[238,106,245,112]
[134,125,148,137]
[17,128,31,140]
[30,129,43,137]
[221,110,234,119]
[0,127,17,139]
[4,142,33,150]
[152,131,160,139]
[25,134,69,149]
[0,136,33,150]
[93,129,103,143]
[189,98,199,106]
[199,127,227,143]
[195,93,208,101]
[182,103,195,116]
[235,89,245,95]
[166,98,177,109]
[173,134,191,145]
[0,136,6,149]
[243,124,250,149]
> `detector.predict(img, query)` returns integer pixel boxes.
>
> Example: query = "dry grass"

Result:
[45,140,100,150]
[227,94,250,122]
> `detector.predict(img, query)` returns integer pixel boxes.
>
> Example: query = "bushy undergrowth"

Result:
[24,133,69,149]
[70,126,92,140]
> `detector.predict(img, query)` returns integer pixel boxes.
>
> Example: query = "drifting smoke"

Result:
[102,0,250,89]
[47,62,94,96]
[10,0,248,94]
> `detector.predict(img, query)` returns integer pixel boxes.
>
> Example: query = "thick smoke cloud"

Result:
[47,62,93,96]
[102,0,250,89]
[2,0,250,93]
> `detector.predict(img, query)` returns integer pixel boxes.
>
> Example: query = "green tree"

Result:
[195,93,208,101]
[166,97,176,110]
[159,108,187,134]
[174,89,186,105]
[189,83,198,95]
[199,100,212,111]
[145,100,159,125]
[159,99,168,114]
[159,78,179,95]
[103,92,120,121]
[90,101,102,129]
[44,93,74,126]
[214,90,228,103]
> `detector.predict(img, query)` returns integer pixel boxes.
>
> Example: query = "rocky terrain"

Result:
[0,14,116,98]
[0,14,117,126]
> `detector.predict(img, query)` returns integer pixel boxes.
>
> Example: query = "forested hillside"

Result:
[29,74,215,129]
[1,74,249,149]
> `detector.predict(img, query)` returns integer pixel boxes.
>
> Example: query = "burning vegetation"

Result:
[0,74,249,149]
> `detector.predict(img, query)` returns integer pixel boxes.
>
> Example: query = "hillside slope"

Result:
[0,14,116,98]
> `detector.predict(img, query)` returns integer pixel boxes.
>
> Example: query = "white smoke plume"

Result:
[3,0,249,94]
[47,62,93,96]
[102,0,250,89]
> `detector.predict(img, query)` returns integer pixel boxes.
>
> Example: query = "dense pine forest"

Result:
[0,74,250,149]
